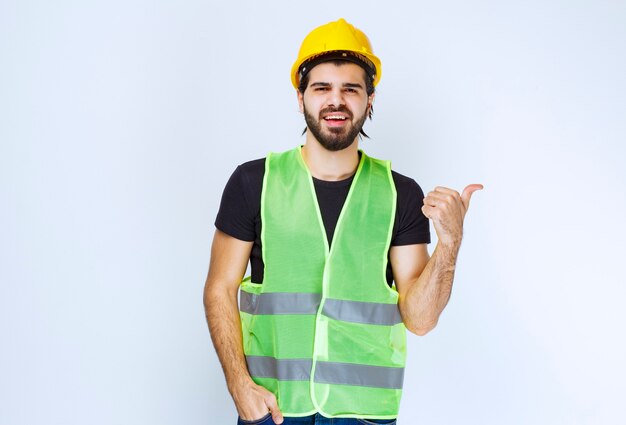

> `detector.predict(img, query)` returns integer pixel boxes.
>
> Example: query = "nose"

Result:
[326,87,345,108]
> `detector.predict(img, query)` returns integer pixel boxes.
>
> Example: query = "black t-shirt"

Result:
[215,157,430,286]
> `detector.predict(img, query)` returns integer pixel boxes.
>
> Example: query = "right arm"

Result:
[203,229,284,424]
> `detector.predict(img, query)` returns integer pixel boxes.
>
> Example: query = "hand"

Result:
[232,380,284,424]
[422,184,483,248]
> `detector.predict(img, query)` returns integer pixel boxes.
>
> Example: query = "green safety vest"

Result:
[239,146,406,419]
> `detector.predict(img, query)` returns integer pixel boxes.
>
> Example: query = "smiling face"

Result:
[298,62,374,152]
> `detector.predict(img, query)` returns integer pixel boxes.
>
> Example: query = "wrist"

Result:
[228,374,255,397]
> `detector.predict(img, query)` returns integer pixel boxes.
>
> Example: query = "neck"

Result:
[301,132,360,181]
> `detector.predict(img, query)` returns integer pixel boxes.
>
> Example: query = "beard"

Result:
[303,104,368,152]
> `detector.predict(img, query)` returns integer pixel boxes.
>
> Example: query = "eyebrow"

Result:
[309,82,364,89]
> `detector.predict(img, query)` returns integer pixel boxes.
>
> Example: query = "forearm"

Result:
[204,283,252,393]
[400,241,460,335]
[203,232,282,421]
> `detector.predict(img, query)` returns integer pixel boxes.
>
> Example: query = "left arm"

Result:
[392,184,483,335]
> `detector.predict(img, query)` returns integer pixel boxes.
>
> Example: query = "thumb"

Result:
[265,394,283,424]
[461,184,484,211]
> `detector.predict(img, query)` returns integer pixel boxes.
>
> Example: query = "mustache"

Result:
[318,106,353,120]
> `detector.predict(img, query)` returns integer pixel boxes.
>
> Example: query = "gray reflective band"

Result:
[240,292,321,315]
[245,356,404,389]
[246,356,312,381]
[314,361,405,389]
[240,292,402,325]
[321,299,403,326]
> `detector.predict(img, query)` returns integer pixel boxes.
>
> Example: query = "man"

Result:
[204,18,482,425]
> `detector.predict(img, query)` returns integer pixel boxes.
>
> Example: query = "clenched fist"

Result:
[422,184,483,248]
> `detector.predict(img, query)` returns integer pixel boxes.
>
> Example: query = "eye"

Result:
[314,87,330,92]
[344,88,358,93]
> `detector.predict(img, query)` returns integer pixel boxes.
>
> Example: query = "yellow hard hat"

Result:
[291,18,382,89]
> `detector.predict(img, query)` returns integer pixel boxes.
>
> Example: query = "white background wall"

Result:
[1,1,625,424]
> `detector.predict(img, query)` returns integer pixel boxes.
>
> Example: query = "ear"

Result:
[297,90,304,113]
[367,92,376,113]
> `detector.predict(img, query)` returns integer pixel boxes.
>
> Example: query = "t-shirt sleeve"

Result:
[392,172,431,246]
[214,165,257,242]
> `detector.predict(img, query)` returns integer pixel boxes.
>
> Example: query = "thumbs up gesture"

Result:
[421,184,483,248]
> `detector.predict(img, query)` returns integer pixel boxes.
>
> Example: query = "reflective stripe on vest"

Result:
[239,147,406,418]
[239,291,321,315]
[246,355,405,389]
[322,298,403,326]
[240,291,402,326]
[245,356,312,381]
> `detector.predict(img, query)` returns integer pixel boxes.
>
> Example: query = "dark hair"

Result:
[298,59,375,139]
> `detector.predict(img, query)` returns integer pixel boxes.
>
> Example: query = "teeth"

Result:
[325,115,346,120]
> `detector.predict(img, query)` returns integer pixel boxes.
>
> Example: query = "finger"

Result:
[422,196,439,209]
[434,186,461,198]
[426,191,451,200]
[421,204,438,221]
[426,191,458,205]
[460,184,483,210]
[265,394,283,424]
[423,194,454,210]
[423,198,445,210]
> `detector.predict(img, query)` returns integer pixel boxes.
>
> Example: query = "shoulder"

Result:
[362,152,426,198]
[230,157,266,208]
[221,157,266,200]
[234,157,266,181]
[389,168,431,245]
[391,169,426,198]
[215,157,265,241]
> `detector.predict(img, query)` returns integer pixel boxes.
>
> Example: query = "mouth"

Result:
[322,112,350,127]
